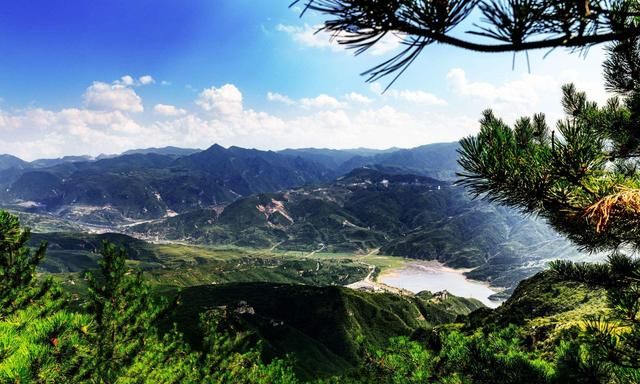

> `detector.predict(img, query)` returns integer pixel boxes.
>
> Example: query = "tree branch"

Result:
[353,22,640,53]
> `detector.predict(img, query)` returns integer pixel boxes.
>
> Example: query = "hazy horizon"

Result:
[1,141,461,162]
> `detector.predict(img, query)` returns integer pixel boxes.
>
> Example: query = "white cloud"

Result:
[269,91,370,108]
[276,24,341,51]
[0,106,150,160]
[196,84,243,116]
[300,94,346,109]
[139,75,155,85]
[154,104,187,117]
[447,68,557,106]
[277,23,401,56]
[83,82,144,112]
[368,83,447,106]
[386,89,448,106]
[267,92,295,105]
[447,68,563,122]
[445,67,606,122]
[112,74,154,87]
[344,92,373,104]
[117,75,135,86]
[0,81,479,160]
[370,83,384,94]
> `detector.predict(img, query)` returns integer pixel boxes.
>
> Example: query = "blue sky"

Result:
[0,0,610,160]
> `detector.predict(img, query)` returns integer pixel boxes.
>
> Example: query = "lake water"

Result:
[379,261,504,308]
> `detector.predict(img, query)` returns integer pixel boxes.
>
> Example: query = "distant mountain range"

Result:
[0,141,584,295]
[0,143,461,222]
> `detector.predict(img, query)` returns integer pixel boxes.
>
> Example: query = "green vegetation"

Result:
[32,232,379,293]
[454,35,640,381]
[1,211,494,383]
[334,269,625,383]
[0,145,332,221]
[1,141,585,296]
[166,282,482,380]
[130,168,578,295]
[286,3,640,383]
[5,7,640,381]
[0,210,300,383]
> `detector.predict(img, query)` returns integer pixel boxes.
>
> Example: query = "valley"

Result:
[0,142,589,298]
[0,143,622,382]
[0,141,599,377]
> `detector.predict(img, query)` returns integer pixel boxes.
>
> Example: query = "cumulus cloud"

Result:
[196,84,243,116]
[154,104,187,117]
[83,82,144,112]
[0,106,150,160]
[366,34,404,56]
[113,74,155,87]
[300,94,346,109]
[386,89,448,106]
[117,75,135,86]
[0,80,481,160]
[445,67,594,122]
[276,24,340,51]
[344,92,373,104]
[368,83,447,106]
[447,68,560,106]
[269,92,366,108]
[267,92,295,105]
[370,83,384,94]
[139,75,155,85]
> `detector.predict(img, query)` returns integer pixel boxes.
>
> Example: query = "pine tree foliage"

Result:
[0,210,49,316]
[0,211,91,382]
[458,44,640,253]
[551,254,640,371]
[0,211,298,383]
[294,0,640,87]
[82,242,170,382]
[349,327,554,384]
[458,39,640,379]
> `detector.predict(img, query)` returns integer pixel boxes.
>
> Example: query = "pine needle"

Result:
[585,187,640,232]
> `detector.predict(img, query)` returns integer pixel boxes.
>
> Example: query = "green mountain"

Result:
[2,143,586,296]
[130,168,579,295]
[0,142,464,224]
[278,147,397,170]
[30,155,93,168]
[337,142,461,180]
[0,144,334,222]
[166,282,483,380]
[29,232,161,272]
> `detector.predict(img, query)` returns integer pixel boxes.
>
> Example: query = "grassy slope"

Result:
[33,231,484,380]
[167,282,483,380]
[466,271,609,357]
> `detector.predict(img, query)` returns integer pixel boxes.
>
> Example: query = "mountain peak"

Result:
[206,143,226,152]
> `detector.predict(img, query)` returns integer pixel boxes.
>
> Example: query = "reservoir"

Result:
[379,261,504,308]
